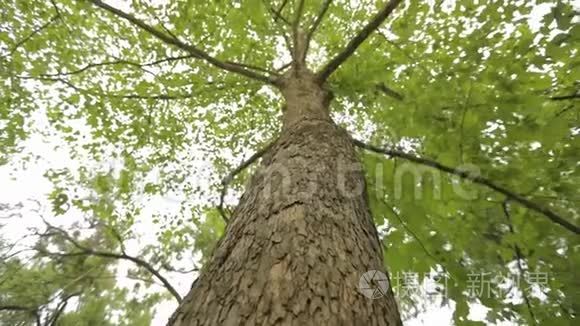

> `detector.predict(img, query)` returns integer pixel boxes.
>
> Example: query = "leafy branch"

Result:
[1,14,60,59]
[264,0,294,55]
[17,75,195,101]
[0,292,81,326]
[0,305,40,326]
[37,54,198,78]
[317,0,403,82]
[0,305,36,312]
[37,220,184,302]
[86,0,276,84]
[353,138,580,235]
[302,0,332,62]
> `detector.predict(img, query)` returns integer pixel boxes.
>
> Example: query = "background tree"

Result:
[0,0,578,325]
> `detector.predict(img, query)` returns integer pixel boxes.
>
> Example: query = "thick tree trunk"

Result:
[168,69,402,326]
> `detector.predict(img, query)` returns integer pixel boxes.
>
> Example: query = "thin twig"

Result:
[143,54,197,66]
[382,201,439,265]
[458,80,473,163]
[353,138,580,235]
[502,201,538,325]
[103,223,127,255]
[224,61,280,76]
[1,15,60,59]
[217,141,276,223]
[39,59,154,77]
[17,75,194,100]
[40,53,197,77]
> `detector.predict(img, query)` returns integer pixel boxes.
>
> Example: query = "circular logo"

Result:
[359,270,389,299]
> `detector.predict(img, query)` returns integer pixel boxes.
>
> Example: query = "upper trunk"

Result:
[278,68,333,128]
[168,69,402,326]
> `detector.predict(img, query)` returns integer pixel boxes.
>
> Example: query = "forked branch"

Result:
[317,0,403,82]
[270,0,291,25]
[353,139,580,235]
[87,0,275,84]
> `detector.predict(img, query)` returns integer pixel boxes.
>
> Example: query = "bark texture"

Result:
[168,69,402,326]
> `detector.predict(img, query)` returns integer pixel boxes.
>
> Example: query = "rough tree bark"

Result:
[168,67,402,325]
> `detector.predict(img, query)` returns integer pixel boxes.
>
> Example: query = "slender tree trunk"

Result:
[168,69,402,326]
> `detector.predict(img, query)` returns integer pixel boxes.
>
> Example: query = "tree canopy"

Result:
[1,0,579,325]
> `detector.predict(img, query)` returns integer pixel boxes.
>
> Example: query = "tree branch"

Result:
[87,0,275,84]
[271,0,291,25]
[218,141,276,223]
[550,93,579,101]
[316,0,403,82]
[376,82,404,101]
[102,223,127,255]
[39,221,182,302]
[352,138,580,235]
[302,0,332,62]
[0,305,35,312]
[1,15,60,59]
[291,0,306,64]
[18,75,194,100]
[263,0,293,58]
[40,58,154,77]
[144,54,198,67]
[224,61,280,76]
[276,62,292,72]
[502,201,538,325]
[0,305,40,326]
[20,55,197,79]
[45,292,81,326]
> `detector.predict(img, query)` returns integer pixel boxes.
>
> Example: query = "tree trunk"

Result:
[168,69,402,326]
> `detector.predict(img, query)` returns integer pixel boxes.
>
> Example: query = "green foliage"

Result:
[353,1,579,324]
[0,231,159,325]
